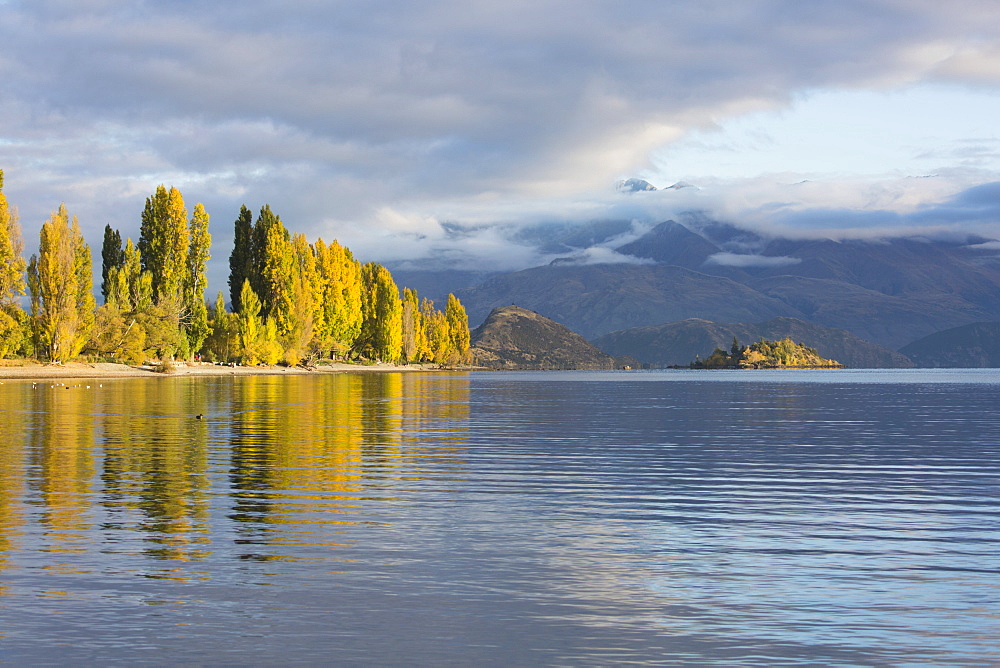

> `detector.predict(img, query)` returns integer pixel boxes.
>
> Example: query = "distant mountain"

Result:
[615,178,657,193]
[457,263,799,340]
[614,220,720,268]
[406,215,1000,355]
[898,322,1000,367]
[593,317,913,368]
[470,305,620,369]
[746,275,987,349]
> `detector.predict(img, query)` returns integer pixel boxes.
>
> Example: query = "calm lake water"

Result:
[0,369,998,665]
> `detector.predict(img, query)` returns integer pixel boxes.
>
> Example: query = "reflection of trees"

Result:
[399,373,470,457]
[26,385,94,556]
[1,372,471,573]
[360,373,403,456]
[0,388,27,594]
[100,379,210,562]
[227,373,470,552]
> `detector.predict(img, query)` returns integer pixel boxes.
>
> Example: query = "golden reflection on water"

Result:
[100,379,211,563]
[0,373,469,575]
[27,386,95,558]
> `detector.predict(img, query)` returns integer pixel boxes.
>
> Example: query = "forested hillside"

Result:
[0,171,470,366]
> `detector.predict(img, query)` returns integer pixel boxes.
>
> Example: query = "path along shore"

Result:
[0,360,453,381]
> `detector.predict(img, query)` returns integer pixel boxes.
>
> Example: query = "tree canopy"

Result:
[1,172,471,367]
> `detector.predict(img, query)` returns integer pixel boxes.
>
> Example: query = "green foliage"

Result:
[204,291,238,362]
[135,293,185,361]
[248,204,291,324]
[228,204,253,313]
[101,224,124,302]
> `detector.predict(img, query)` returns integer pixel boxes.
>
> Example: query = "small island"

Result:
[691,337,843,369]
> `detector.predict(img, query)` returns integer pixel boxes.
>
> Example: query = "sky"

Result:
[2,0,1000,295]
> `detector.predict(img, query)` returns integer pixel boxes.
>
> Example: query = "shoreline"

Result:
[0,360,464,381]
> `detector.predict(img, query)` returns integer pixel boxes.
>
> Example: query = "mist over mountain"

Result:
[402,205,1000,366]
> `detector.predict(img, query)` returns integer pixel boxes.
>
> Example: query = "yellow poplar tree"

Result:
[238,280,263,364]
[285,232,318,363]
[27,205,96,362]
[314,238,362,357]
[422,301,450,363]
[356,262,402,363]
[139,185,189,302]
[0,170,28,357]
[401,287,423,364]
[184,202,212,355]
[445,293,471,363]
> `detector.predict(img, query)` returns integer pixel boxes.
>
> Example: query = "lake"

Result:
[0,369,998,665]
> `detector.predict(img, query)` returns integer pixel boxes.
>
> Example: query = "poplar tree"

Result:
[139,185,189,302]
[445,293,471,363]
[27,205,95,362]
[356,262,402,363]
[285,232,318,363]
[228,204,252,312]
[100,224,124,302]
[0,170,28,357]
[184,203,212,354]
[249,205,293,325]
[314,238,362,357]
[422,299,450,363]
[401,287,422,363]
[238,279,263,364]
[106,238,153,313]
[205,291,238,362]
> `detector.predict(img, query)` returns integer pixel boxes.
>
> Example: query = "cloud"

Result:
[704,252,801,268]
[550,247,657,267]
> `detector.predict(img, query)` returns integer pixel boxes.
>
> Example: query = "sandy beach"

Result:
[0,360,450,380]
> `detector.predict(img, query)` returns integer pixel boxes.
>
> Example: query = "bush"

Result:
[153,359,176,373]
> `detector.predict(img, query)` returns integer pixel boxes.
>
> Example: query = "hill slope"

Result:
[459,264,798,340]
[898,322,1000,367]
[470,305,619,370]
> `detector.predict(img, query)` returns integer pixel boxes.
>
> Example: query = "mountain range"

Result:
[394,212,1000,367]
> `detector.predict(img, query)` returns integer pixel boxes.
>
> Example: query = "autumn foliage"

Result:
[0,173,470,366]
